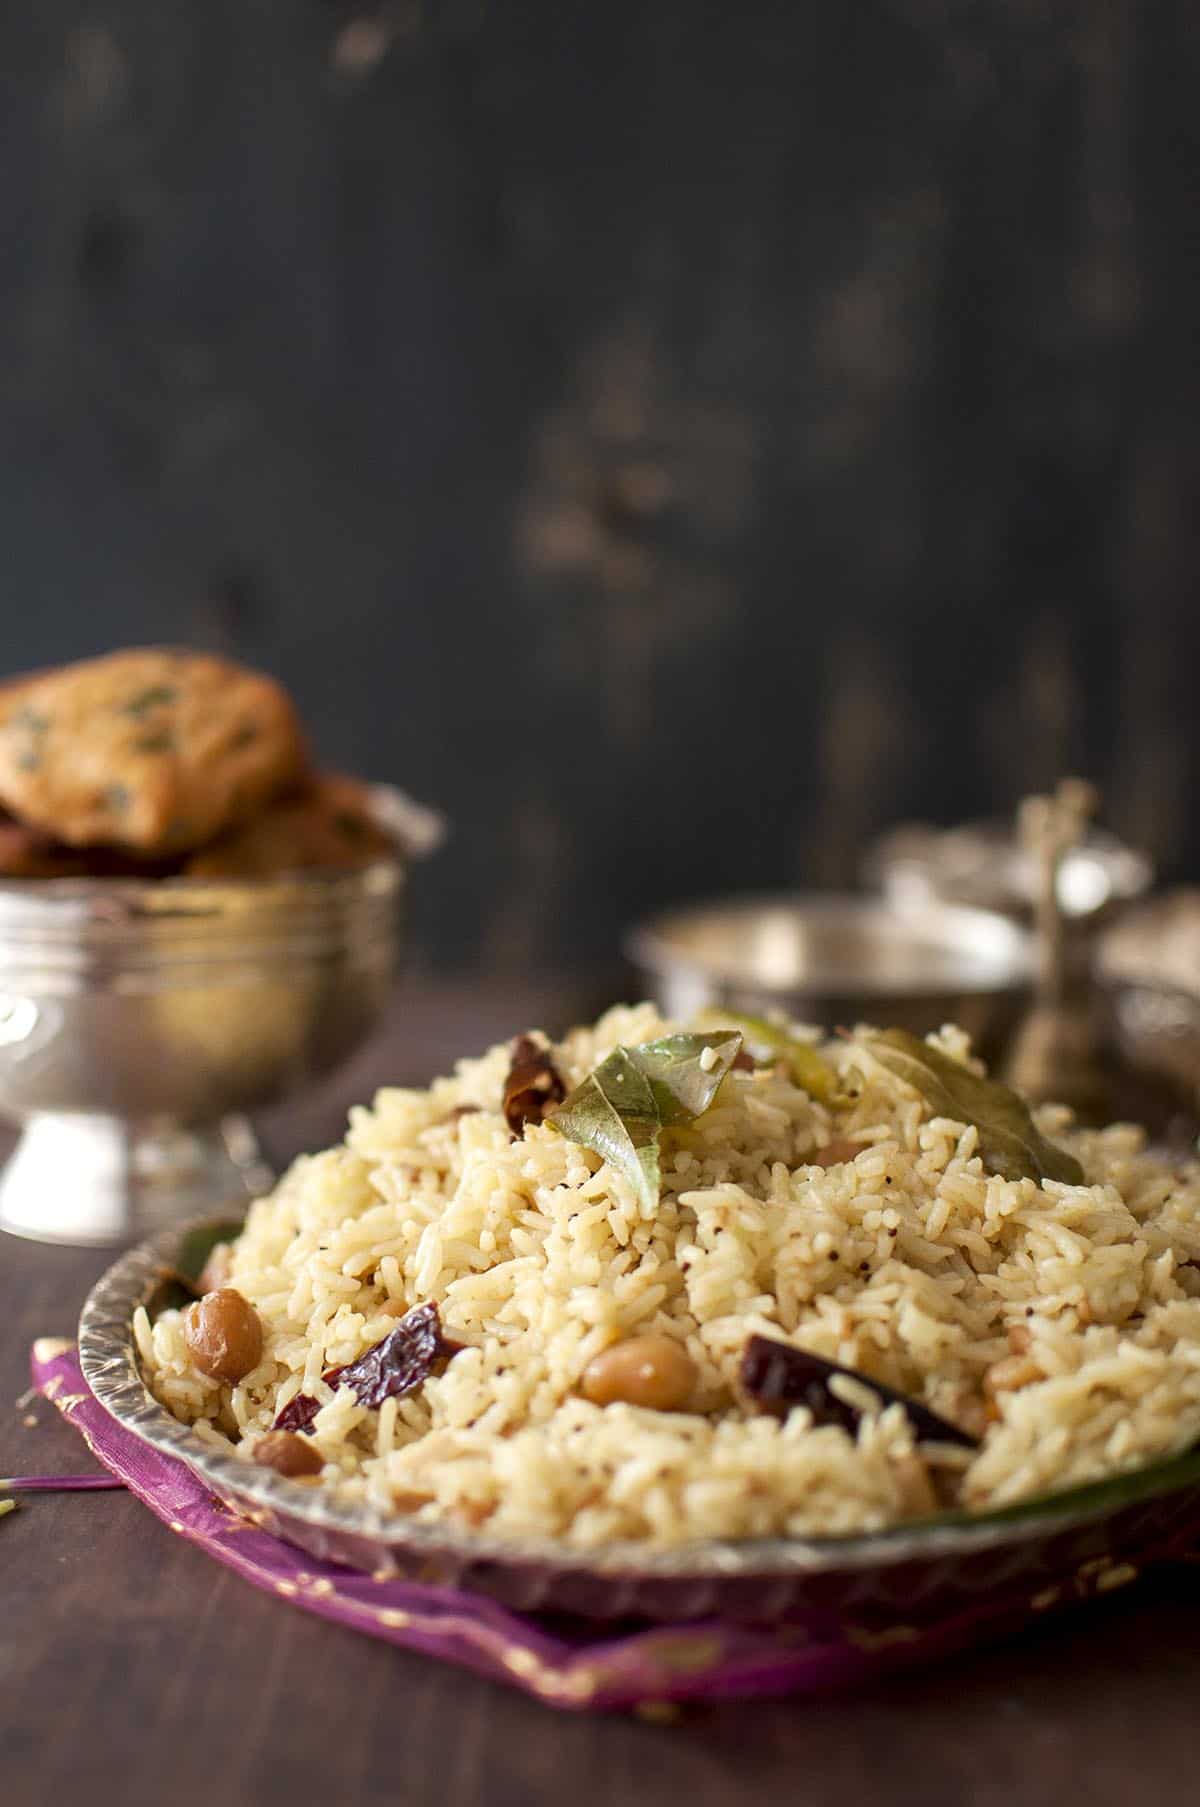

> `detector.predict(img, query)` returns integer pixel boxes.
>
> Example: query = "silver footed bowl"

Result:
[79,1215,1200,1625]
[0,784,431,1246]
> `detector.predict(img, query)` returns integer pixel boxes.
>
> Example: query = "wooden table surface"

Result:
[4,979,1200,1807]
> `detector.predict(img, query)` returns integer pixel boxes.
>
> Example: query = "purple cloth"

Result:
[23,1339,1176,1711]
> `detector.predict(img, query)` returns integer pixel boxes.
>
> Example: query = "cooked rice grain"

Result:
[142,1006,1200,1545]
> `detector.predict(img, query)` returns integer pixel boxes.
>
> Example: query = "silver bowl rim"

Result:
[626,892,1034,1000]
[0,863,406,978]
[78,1212,1196,1587]
[0,783,431,973]
[0,856,403,907]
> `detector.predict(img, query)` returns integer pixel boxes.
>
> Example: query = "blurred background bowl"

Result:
[865,820,1154,923]
[0,786,429,1246]
[626,893,1034,1052]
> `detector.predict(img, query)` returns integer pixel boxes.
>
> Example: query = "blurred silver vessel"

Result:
[627,893,1033,1050]
[0,784,439,1246]
[865,819,1152,923]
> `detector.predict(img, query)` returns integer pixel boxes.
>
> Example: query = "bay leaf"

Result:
[629,1030,745,1122]
[546,1030,743,1214]
[694,1008,846,1104]
[863,1028,1084,1187]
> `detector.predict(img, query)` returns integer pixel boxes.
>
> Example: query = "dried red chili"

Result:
[502,1034,566,1136]
[740,1334,977,1449]
[273,1301,461,1434]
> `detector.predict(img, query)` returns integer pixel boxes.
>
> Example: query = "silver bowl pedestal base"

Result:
[0,1113,274,1246]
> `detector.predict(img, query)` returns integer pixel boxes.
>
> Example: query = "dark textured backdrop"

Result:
[2,1,1197,970]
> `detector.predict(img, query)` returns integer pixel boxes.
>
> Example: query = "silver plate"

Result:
[78,1216,1200,1622]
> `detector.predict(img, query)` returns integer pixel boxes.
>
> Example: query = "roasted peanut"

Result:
[183,1288,263,1383]
[581,1333,697,1411]
[252,1431,323,1478]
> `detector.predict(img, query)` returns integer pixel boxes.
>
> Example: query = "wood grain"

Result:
[3,980,1200,1806]
[1,3,1198,971]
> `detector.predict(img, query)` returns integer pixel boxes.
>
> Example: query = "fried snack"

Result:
[0,815,95,878]
[183,774,395,878]
[0,650,307,855]
[0,812,186,879]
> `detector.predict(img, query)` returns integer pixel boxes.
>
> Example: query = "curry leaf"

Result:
[148,1217,245,1317]
[546,1031,743,1215]
[862,1028,1084,1187]
[175,1218,245,1288]
[694,1009,847,1105]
